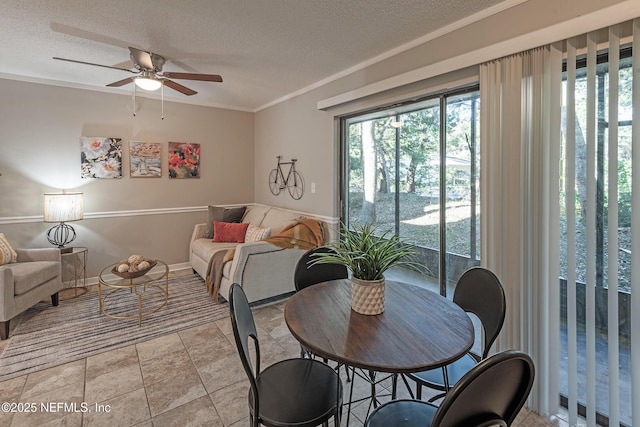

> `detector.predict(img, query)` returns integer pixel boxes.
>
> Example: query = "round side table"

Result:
[60,246,88,297]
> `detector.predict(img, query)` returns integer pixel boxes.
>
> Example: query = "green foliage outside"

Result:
[345,93,480,265]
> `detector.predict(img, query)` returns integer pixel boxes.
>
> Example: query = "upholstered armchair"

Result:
[0,248,64,339]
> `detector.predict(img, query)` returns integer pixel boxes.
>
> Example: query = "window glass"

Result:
[342,88,480,293]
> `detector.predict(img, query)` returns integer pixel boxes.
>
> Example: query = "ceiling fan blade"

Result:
[163,79,197,96]
[162,72,223,83]
[106,77,135,87]
[128,47,153,69]
[129,47,164,71]
[53,57,136,73]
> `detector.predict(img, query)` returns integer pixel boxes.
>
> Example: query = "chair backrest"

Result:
[432,350,535,427]
[229,283,261,413]
[453,267,506,358]
[294,247,348,291]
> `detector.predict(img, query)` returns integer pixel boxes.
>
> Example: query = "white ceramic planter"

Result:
[351,277,385,315]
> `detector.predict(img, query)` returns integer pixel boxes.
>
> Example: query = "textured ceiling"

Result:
[0,0,509,111]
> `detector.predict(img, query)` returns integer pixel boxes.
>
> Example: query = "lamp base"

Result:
[60,246,74,254]
[47,223,76,249]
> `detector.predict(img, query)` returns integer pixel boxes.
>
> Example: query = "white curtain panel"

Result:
[479,44,562,417]
[480,18,640,427]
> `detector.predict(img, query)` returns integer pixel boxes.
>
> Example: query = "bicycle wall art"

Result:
[268,155,304,200]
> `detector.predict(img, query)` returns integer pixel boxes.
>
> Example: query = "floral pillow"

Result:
[245,224,272,242]
[0,233,17,265]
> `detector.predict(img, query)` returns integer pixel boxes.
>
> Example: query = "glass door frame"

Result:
[338,83,480,297]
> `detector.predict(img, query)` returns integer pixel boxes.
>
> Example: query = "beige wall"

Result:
[254,90,338,215]
[0,79,254,277]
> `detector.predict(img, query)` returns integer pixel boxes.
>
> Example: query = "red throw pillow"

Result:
[213,221,250,243]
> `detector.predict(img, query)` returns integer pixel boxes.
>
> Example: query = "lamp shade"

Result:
[43,193,84,223]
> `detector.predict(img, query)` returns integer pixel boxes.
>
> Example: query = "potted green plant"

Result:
[309,223,422,315]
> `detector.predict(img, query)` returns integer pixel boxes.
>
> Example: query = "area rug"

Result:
[0,274,229,382]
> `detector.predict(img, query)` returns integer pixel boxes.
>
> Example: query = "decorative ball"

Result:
[128,254,144,264]
[128,264,139,272]
[138,260,150,270]
[116,263,129,273]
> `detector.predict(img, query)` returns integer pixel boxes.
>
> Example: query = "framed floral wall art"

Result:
[80,137,122,179]
[168,142,200,179]
[130,142,162,177]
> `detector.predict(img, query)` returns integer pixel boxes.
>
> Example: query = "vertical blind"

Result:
[631,18,640,427]
[563,21,640,427]
[607,24,620,427]
[480,18,640,427]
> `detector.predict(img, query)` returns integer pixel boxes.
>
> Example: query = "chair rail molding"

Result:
[0,204,339,226]
[0,206,207,225]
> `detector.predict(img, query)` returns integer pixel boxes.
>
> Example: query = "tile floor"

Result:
[0,276,585,427]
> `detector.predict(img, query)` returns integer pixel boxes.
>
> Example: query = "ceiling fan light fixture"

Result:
[134,76,162,91]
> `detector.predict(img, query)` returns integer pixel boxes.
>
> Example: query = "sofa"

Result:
[0,248,64,339]
[190,204,335,304]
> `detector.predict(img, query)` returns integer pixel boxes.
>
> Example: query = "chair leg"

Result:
[398,374,415,399]
[391,373,398,399]
[346,367,357,426]
[51,292,59,306]
[427,392,447,403]
[426,366,450,403]
[0,321,9,340]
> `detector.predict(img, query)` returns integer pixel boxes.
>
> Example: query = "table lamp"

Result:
[43,191,84,253]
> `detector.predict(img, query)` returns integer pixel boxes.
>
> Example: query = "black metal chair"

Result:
[294,247,351,378]
[294,247,347,358]
[366,350,535,427]
[404,266,506,401]
[229,283,343,427]
[294,246,348,292]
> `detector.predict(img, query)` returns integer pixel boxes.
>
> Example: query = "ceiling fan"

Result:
[53,47,222,96]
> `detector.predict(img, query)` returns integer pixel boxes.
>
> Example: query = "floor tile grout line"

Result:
[135,342,154,426]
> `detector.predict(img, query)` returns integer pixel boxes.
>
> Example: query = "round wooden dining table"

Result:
[284,279,474,374]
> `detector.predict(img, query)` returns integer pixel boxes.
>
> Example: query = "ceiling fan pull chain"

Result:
[132,84,137,117]
[161,82,164,120]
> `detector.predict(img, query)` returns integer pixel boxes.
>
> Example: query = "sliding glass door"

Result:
[341,87,480,294]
